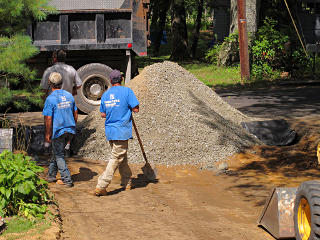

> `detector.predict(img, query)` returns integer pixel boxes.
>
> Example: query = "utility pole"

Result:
[237,0,250,84]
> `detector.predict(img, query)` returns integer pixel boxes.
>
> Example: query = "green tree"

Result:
[170,0,190,60]
[150,0,172,56]
[190,0,204,58]
[0,0,54,111]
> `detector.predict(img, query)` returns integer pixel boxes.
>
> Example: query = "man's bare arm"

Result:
[72,85,82,96]
[132,105,139,113]
[44,116,52,143]
[101,113,106,118]
[73,110,78,123]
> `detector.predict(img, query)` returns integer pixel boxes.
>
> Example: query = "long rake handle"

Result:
[132,117,149,164]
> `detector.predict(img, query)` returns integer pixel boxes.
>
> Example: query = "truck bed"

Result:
[28,0,149,56]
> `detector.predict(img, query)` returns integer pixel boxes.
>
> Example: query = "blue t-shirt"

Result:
[100,86,139,141]
[42,89,77,139]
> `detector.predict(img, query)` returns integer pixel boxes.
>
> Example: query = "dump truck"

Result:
[27,0,150,113]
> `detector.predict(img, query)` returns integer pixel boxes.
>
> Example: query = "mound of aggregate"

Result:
[74,61,260,168]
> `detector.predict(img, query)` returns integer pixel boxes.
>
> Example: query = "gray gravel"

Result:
[74,61,260,168]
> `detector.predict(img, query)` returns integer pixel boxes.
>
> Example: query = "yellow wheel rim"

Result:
[297,197,311,240]
[317,143,320,164]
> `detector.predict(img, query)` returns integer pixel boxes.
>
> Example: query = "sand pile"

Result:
[74,61,260,168]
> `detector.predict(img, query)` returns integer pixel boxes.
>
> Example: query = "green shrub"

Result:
[251,18,290,80]
[0,151,50,218]
[290,48,312,78]
[205,32,240,66]
[223,32,240,53]
[205,44,222,64]
[251,17,312,80]
[251,63,281,81]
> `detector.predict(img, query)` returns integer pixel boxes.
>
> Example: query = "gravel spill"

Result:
[74,61,260,168]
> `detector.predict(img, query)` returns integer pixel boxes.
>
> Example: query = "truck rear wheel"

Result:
[75,63,112,114]
[294,181,320,240]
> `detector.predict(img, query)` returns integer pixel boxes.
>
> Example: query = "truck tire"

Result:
[294,181,320,240]
[75,63,112,114]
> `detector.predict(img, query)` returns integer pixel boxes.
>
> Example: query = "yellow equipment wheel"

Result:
[297,198,311,239]
[317,143,320,165]
[294,181,320,240]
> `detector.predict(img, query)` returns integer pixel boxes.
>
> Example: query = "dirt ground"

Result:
[4,84,320,240]
[49,161,272,240]
[44,116,320,240]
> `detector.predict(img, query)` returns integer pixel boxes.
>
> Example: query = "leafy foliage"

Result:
[0,0,54,111]
[290,48,312,78]
[185,0,212,30]
[0,0,55,35]
[0,151,50,218]
[251,17,311,81]
[250,18,289,80]
[0,87,12,107]
[0,35,38,78]
[205,32,240,66]
[205,43,222,64]
[223,33,240,50]
[9,87,44,111]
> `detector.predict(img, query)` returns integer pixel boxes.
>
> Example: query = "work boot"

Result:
[56,179,74,188]
[94,188,107,196]
[120,181,133,190]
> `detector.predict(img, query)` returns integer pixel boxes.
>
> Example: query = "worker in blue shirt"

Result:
[43,72,78,188]
[95,69,139,196]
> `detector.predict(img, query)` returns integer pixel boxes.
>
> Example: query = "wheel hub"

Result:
[82,76,108,101]
[89,84,102,96]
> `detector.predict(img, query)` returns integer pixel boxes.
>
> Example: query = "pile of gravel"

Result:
[74,61,260,168]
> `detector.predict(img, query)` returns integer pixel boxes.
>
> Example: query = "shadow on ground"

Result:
[217,85,320,119]
[107,174,159,196]
[72,167,98,182]
[223,121,320,207]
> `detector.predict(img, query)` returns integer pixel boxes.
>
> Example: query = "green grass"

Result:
[1,216,51,240]
[136,55,170,71]
[182,63,241,88]
[136,54,242,88]
[4,217,37,234]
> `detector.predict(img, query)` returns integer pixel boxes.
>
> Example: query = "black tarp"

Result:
[241,119,296,146]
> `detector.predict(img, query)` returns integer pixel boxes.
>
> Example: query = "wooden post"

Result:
[237,0,250,84]
[125,50,132,85]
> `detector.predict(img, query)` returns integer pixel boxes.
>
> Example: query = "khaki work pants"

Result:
[96,140,132,189]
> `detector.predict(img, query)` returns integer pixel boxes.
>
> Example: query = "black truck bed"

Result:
[27,0,149,56]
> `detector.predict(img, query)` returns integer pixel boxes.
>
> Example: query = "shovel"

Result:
[132,117,157,181]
